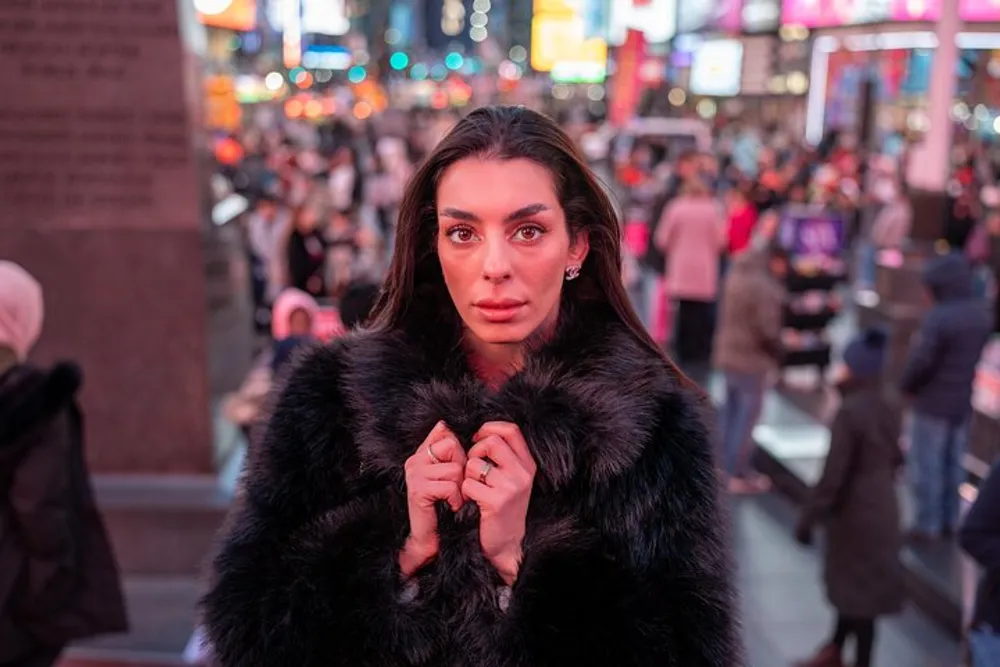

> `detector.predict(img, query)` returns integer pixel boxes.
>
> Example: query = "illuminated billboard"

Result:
[532,1,608,77]
[196,0,258,31]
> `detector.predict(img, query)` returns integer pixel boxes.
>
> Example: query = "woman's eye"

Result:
[446,227,476,244]
[514,225,545,242]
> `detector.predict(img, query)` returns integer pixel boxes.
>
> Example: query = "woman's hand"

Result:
[400,421,467,578]
[463,422,536,586]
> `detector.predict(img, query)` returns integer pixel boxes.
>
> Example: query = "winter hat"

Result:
[271,287,318,340]
[842,327,888,380]
[0,261,44,361]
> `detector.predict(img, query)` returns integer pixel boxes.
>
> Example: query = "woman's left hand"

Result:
[463,421,536,586]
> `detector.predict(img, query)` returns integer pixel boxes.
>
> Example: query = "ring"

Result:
[427,444,441,464]
[479,460,493,484]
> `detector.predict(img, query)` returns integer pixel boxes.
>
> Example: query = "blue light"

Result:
[445,52,464,70]
[390,52,410,70]
[348,66,367,83]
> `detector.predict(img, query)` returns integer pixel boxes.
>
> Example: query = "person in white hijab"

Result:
[0,261,44,373]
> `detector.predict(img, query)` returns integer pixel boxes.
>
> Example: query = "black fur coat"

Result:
[202,296,741,667]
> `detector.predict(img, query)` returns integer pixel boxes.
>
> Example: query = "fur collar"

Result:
[0,361,81,446]
[326,291,686,492]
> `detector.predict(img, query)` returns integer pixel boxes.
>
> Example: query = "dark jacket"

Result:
[960,461,1000,631]
[202,295,742,667]
[899,253,993,420]
[799,381,905,618]
[712,249,785,374]
[0,363,127,661]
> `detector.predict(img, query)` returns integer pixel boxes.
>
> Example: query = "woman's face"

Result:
[436,157,588,347]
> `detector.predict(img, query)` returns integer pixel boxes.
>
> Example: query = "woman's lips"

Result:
[473,300,526,323]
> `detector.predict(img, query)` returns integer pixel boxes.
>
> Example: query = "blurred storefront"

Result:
[790,0,1000,149]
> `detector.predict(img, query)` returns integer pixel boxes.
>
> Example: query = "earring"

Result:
[565,265,581,281]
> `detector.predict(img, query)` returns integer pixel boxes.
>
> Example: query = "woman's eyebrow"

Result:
[438,203,551,223]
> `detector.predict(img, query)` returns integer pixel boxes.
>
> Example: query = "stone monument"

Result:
[0,0,213,474]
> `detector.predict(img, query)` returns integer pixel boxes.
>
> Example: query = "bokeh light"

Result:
[348,66,367,84]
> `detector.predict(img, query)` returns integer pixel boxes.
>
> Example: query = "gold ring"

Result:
[479,460,493,484]
[427,444,441,464]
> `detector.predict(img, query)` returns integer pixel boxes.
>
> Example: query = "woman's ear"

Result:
[569,229,590,266]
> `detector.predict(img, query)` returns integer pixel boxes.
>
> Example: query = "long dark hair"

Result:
[370,105,683,378]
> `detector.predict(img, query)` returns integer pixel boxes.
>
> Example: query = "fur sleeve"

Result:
[201,344,443,667]
[497,393,743,667]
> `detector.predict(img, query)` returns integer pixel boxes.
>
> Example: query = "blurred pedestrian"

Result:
[712,244,787,493]
[900,254,993,541]
[654,177,727,365]
[960,460,1000,667]
[0,261,127,667]
[285,194,331,300]
[270,288,319,377]
[795,328,905,667]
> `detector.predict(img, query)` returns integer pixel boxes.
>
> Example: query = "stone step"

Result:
[94,474,230,576]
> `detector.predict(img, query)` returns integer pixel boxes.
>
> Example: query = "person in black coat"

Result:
[900,253,993,540]
[201,106,741,666]
[960,461,1000,666]
[0,262,127,667]
[795,329,905,667]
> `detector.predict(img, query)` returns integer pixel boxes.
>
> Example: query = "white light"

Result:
[509,45,527,62]
[977,104,989,119]
[552,84,571,100]
[907,111,929,132]
[957,32,1000,50]
[264,72,284,91]
[805,42,830,145]
[194,0,233,15]
[470,11,488,28]
[992,117,1000,134]
[786,72,808,95]
[472,0,490,12]
[952,102,971,122]
[667,87,686,106]
[470,26,488,42]
[587,85,605,101]
[696,99,717,119]
[442,18,462,36]
[385,28,402,45]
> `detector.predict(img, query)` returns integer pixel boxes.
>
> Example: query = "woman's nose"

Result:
[481,239,512,283]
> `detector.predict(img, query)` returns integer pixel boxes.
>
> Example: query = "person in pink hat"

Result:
[0,261,127,666]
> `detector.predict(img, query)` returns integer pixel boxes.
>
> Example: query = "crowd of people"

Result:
[2,101,1000,667]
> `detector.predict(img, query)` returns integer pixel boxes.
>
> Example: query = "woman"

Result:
[654,177,727,364]
[202,106,740,666]
[0,262,127,667]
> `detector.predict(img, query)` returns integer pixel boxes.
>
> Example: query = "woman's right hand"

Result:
[399,421,467,577]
